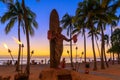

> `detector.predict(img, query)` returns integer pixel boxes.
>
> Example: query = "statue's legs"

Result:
[50,39,63,68]
[50,40,58,68]
[55,45,63,68]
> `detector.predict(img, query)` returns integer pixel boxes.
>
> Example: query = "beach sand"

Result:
[0,63,119,80]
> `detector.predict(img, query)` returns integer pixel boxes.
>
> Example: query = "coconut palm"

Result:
[75,0,105,70]
[96,0,120,69]
[104,34,109,67]
[0,0,13,3]
[88,27,99,70]
[111,28,120,64]
[0,0,24,72]
[74,10,87,63]
[75,0,120,70]
[22,0,38,75]
[95,32,101,58]
[1,0,38,74]
[89,27,101,58]
[109,21,118,63]
[61,13,74,68]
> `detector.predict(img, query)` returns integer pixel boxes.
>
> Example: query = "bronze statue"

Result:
[48,9,77,68]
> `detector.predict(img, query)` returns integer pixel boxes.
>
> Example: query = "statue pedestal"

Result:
[39,68,80,80]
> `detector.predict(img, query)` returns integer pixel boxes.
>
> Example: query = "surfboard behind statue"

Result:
[50,9,59,33]
[49,9,60,68]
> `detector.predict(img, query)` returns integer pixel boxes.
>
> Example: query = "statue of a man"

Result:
[48,27,77,68]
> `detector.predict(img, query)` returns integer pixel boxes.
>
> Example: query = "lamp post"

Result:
[12,37,25,72]
[21,44,24,72]
[3,43,14,63]
[64,44,76,69]
[8,49,14,62]
[81,52,84,62]
[67,50,69,54]
[76,46,78,63]
[30,50,34,59]
[67,50,70,63]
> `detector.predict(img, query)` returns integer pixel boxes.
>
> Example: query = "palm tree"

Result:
[104,34,109,67]
[88,27,99,70]
[94,31,101,58]
[88,27,101,58]
[1,1,38,74]
[110,21,118,64]
[111,28,120,64]
[75,0,104,70]
[74,10,87,63]
[22,0,38,75]
[0,0,13,3]
[22,0,29,75]
[97,0,120,69]
[1,0,24,72]
[61,13,74,68]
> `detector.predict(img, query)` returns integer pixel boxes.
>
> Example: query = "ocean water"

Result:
[0,56,103,65]
[0,56,49,65]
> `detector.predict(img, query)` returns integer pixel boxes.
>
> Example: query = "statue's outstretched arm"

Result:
[63,34,77,43]
[63,35,72,42]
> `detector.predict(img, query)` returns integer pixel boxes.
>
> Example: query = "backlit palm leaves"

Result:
[1,0,24,72]
[1,0,38,75]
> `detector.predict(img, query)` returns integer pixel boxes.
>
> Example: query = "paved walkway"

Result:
[79,70,120,80]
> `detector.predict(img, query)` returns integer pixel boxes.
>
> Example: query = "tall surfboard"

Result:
[49,9,60,68]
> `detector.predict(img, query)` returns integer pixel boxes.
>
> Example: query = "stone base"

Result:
[39,68,81,80]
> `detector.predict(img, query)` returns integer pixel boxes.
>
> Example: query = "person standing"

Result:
[61,58,66,68]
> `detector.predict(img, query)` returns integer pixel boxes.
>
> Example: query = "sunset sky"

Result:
[0,0,119,59]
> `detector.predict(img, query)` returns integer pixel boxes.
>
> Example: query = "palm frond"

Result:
[1,12,16,23]
[28,25,34,36]
[5,17,16,34]
[32,19,38,29]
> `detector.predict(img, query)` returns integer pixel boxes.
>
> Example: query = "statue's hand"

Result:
[47,30,52,40]
[72,34,77,43]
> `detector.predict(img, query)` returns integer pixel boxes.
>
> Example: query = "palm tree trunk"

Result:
[112,53,115,65]
[83,28,86,63]
[104,46,109,68]
[70,26,73,69]
[91,32,97,70]
[111,26,114,65]
[22,0,30,76]
[95,36,101,58]
[117,53,120,64]
[108,44,112,59]
[100,26,105,69]
[25,27,30,75]
[16,20,21,72]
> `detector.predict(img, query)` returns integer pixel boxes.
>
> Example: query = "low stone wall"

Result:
[39,68,81,80]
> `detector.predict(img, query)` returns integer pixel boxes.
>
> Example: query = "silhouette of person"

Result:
[61,58,66,68]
